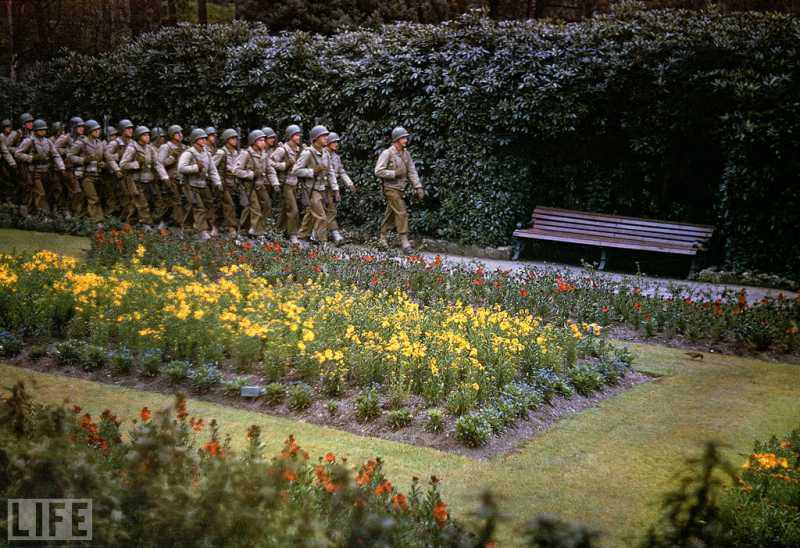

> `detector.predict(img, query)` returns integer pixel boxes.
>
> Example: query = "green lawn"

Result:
[2,344,798,547]
[0,228,90,258]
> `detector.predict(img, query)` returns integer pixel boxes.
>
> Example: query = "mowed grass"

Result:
[0,228,90,258]
[2,344,799,546]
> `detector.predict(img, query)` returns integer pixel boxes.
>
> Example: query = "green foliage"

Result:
[263,382,287,406]
[454,413,491,448]
[325,400,339,416]
[164,360,192,384]
[287,383,313,411]
[355,387,382,423]
[109,347,134,374]
[53,339,89,368]
[0,330,23,357]
[138,349,163,378]
[222,375,249,396]
[386,408,413,430]
[189,362,222,392]
[425,408,445,433]
[568,364,604,397]
[21,6,800,276]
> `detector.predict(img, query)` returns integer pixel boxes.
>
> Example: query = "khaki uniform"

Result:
[14,136,66,213]
[104,136,132,217]
[234,146,279,235]
[0,133,16,203]
[272,142,303,236]
[213,145,240,231]
[293,145,337,242]
[158,141,189,227]
[68,135,106,222]
[177,145,222,232]
[374,145,421,237]
[53,133,81,215]
[327,150,354,234]
[119,141,168,224]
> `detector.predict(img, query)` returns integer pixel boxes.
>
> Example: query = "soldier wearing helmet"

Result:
[213,128,242,237]
[119,126,168,227]
[233,129,279,237]
[205,127,218,155]
[272,124,306,244]
[14,119,66,215]
[0,119,17,203]
[99,125,121,217]
[178,128,222,240]
[293,125,337,244]
[105,119,136,217]
[325,132,356,246]
[158,124,188,229]
[374,126,424,254]
[68,119,106,224]
[50,116,85,217]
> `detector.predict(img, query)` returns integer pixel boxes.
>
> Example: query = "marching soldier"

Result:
[9,114,39,214]
[68,119,105,225]
[158,124,188,229]
[205,127,218,155]
[0,120,17,203]
[7,113,34,149]
[233,129,279,237]
[374,126,424,255]
[52,117,85,217]
[106,118,133,219]
[326,132,356,246]
[14,119,66,215]
[294,125,337,244]
[212,128,241,237]
[119,126,168,227]
[178,128,222,240]
[152,127,166,148]
[272,124,304,244]
[100,126,122,217]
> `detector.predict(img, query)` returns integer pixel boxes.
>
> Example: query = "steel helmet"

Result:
[309,125,329,142]
[84,119,101,133]
[32,119,48,131]
[134,126,150,140]
[51,121,64,134]
[167,124,183,139]
[284,124,301,140]
[1,119,11,128]
[247,129,266,146]
[151,126,163,139]
[328,132,341,143]
[20,113,34,124]
[69,116,85,128]
[106,126,118,138]
[391,127,410,142]
[261,127,277,140]
[205,126,217,136]
[189,128,208,143]
[220,128,239,142]
[118,119,134,131]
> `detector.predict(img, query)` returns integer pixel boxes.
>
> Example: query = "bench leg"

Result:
[598,248,608,271]
[689,256,700,277]
[512,238,525,261]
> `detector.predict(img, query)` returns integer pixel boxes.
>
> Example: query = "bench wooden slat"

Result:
[532,218,708,243]
[533,210,714,237]
[514,229,700,255]
[529,222,706,248]
[520,227,701,251]
[534,206,715,234]
[533,212,713,238]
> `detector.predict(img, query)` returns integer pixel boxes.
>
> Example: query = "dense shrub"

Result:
[455,413,491,448]
[20,5,800,276]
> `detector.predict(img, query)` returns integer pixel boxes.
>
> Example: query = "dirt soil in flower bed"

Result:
[10,352,651,460]
[609,327,800,366]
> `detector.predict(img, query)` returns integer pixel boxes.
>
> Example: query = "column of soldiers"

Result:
[0,113,424,253]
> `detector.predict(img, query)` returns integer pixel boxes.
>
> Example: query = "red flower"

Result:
[392,493,409,512]
[633,302,641,311]
[242,242,253,251]
[205,440,221,456]
[190,418,205,431]
[140,407,151,422]
[324,452,336,463]
[176,397,189,420]
[472,278,484,286]
[375,480,392,496]
[432,500,449,527]
[519,289,529,298]
[556,277,576,293]
[283,469,298,482]
[72,405,82,414]
[601,306,609,313]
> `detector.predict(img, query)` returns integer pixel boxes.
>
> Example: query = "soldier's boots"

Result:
[289,234,301,246]
[400,235,413,255]
[227,227,237,238]
[210,226,219,237]
[331,230,345,246]
[199,230,211,241]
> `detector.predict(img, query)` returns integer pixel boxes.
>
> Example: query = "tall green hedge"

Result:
[12,3,800,276]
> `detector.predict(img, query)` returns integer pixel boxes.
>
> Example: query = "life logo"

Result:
[7,499,92,542]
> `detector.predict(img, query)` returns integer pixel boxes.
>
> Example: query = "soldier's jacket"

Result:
[105,136,131,174]
[271,142,303,187]
[207,142,218,156]
[54,133,73,166]
[374,146,421,191]
[15,136,66,173]
[329,151,354,190]
[292,145,337,193]
[213,145,239,184]
[68,136,107,175]
[158,141,187,179]
[177,146,221,189]
[0,134,16,167]
[6,128,29,149]
[234,146,279,189]
[119,142,168,183]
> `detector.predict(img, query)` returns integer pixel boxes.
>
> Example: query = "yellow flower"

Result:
[135,244,146,258]
[297,341,306,353]
[193,309,205,320]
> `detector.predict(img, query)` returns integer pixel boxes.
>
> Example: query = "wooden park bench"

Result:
[512,206,714,272]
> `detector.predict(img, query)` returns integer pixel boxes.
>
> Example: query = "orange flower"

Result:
[633,302,641,311]
[190,418,205,431]
[752,452,789,469]
[556,277,576,293]
[176,397,189,420]
[519,289,529,298]
[375,480,392,496]
[356,459,378,486]
[140,407,151,422]
[432,500,448,527]
[737,289,747,307]
[242,242,253,251]
[283,468,298,482]
[601,306,609,313]
[205,440,221,457]
[391,493,409,512]
[314,465,339,493]
[72,405,82,414]
[324,452,336,463]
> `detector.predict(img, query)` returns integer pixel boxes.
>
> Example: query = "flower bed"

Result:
[0,246,632,448]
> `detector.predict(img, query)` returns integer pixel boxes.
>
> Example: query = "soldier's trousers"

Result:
[27,171,49,214]
[326,196,339,233]
[0,164,15,203]
[242,184,274,235]
[159,179,186,227]
[125,178,152,224]
[79,172,104,222]
[380,187,409,236]
[101,173,121,217]
[299,189,330,242]
[216,180,238,231]
[278,184,300,237]
[186,185,213,232]
[47,171,67,214]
